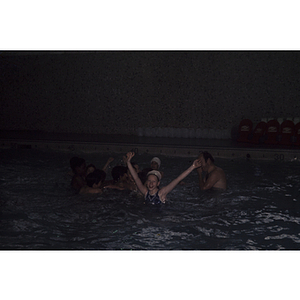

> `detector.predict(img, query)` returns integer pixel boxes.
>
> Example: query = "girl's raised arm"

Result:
[159,159,201,200]
[125,152,148,196]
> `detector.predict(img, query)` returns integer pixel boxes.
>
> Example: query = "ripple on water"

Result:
[1,150,300,250]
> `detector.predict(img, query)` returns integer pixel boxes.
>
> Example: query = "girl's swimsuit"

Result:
[145,191,162,205]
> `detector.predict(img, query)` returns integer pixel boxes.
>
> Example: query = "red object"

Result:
[250,121,267,144]
[237,119,253,143]
[279,120,294,145]
[294,122,300,146]
[264,119,280,145]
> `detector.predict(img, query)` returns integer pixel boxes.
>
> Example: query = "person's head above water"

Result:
[151,157,161,170]
[147,170,162,181]
[86,169,106,188]
[146,170,161,192]
[198,151,215,173]
[199,151,215,163]
[111,166,128,182]
[70,157,86,175]
[86,164,96,176]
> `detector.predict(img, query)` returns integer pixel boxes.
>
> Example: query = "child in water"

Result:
[80,169,106,194]
[125,152,201,204]
[150,157,161,170]
[150,157,164,178]
[102,166,128,190]
[86,157,114,176]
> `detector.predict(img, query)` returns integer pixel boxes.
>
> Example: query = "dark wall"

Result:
[1,51,300,136]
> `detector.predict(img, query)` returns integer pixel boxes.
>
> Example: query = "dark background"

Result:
[1,51,299,136]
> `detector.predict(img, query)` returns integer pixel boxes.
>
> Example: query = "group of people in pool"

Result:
[69,151,227,204]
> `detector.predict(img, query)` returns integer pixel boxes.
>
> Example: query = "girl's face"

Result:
[150,161,159,170]
[146,175,160,192]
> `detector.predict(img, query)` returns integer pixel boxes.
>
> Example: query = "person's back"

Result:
[207,166,227,190]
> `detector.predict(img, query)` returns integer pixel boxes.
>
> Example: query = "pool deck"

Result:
[1,130,300,161]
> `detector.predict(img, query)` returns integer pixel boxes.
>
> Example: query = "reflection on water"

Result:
[0,149,300,250]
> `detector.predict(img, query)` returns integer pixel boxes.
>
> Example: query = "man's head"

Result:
[198,151,214,171]
[201,151,215,163]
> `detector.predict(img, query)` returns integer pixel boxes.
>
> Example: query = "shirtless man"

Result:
[196,151,227,190]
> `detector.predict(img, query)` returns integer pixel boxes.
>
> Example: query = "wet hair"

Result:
[70,157,86,172]
[86,169,106,187]
[201,151,215,163]
[111,166,128,182]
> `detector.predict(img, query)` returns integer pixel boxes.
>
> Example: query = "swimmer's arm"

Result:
[197,169,219,190]
[160,159,201,198]
[90,188,103,194]
[102,157,114,172]
[126,152,147,196]
[80,187,103,194]
[127,161,147,195]
[103,184,125,190]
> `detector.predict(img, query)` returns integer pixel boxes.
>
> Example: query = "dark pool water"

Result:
[1,148,300,250]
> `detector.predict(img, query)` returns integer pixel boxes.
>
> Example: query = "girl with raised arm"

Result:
[125,152,201,204]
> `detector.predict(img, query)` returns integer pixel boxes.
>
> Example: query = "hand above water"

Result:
[126,152,135,162]
[192,159,202,169]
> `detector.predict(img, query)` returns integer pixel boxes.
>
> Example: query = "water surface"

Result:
[1,149,300,250]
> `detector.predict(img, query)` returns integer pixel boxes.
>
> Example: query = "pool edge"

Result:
[1,136,299,162]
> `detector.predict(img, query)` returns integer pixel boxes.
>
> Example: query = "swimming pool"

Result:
[1,148,300,250]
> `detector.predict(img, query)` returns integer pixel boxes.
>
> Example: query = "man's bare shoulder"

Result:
[209,166,224,176]
[213,166,227,189]
[216,166,225,175]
